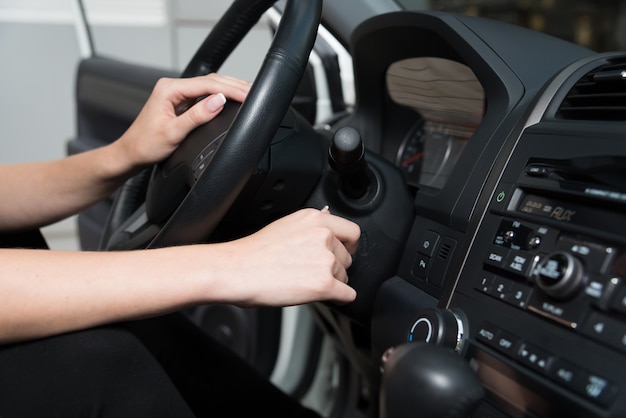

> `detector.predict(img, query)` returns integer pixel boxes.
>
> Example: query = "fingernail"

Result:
[206,93,227,112]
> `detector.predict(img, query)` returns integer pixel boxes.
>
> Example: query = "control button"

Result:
[504,230,515,243]
[475,275,494,294]
[608,281,626,315]
[526,165,549,177]
[528,235,542,249]
[408,308,466,352]
[417,230,440,257]
[516,342,553,374]
[505,282,532,309]
[555,236,615,274]
[492,330,520,357]
[408,317,433,343]
[581,312,626,354]
[583,275,614,305]
[549,358,617,406]
[549,358,582,386]
[504,250,537,278]
[527,291,587,329]
[575,373,617,406]
[487,276,511,301]
[475,322,500,346]
[475,322,521,357]
[485,245,509,269]
[411,254,431,280]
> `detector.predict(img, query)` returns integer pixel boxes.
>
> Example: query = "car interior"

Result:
[67,0,626,417]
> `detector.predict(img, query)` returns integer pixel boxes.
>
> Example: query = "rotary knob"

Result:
[408,308,466,352]
[533,251,586,299]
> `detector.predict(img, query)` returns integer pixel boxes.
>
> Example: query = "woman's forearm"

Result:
[0,141,137,231]
[0,246,217,343]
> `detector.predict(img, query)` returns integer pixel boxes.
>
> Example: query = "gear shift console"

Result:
[379,342,485,418]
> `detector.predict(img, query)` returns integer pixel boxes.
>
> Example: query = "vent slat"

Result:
[556,57,626,121]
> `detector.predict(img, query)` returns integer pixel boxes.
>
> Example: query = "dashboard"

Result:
[317,10,626,418]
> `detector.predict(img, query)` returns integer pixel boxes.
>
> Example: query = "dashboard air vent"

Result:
[556,57,626,121]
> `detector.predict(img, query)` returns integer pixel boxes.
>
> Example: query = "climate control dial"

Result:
[408,308,466,352]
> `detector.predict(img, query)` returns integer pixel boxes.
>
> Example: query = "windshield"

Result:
[396,0,624,52]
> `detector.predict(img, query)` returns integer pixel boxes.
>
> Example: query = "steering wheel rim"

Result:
[102,0,322,250]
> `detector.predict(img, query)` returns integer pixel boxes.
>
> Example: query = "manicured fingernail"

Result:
[206,93,227,112]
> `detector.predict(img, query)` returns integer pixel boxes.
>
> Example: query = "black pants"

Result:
[0,313,321,417]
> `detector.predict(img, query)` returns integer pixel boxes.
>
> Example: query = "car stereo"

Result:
[449,128,626,417]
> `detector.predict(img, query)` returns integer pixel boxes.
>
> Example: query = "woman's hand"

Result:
[116,73,251,169]
[211,208,361,307]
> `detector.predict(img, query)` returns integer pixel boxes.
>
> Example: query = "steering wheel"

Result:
[100,0,322,250]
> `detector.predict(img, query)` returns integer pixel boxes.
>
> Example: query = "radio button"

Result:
[504,250,537,278]
[485,245,508,268]
[526,165,549,177]
[555,236,616,274]
[528,235,542,249]
[505,282,532,309]
[475,274,494,294]
[527,291,587,329]
[608,282,626,315]
[488,276,511,301]
[581,312,626,354]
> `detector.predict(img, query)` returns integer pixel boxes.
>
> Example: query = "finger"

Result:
[331,236,353,271]
[333,263,349,284]
[174,74,250,103]
[176,93,227,135]
[328,280,357,304]
[324,215,361,255]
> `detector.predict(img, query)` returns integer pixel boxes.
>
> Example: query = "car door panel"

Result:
[67,56,176,250]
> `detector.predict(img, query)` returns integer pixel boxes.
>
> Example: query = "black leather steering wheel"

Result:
[101,0,322,250]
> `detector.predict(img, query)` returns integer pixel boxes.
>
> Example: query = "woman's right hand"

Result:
[209,208,361,307]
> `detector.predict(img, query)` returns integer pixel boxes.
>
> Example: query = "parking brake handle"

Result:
[328,126,375,200]
[379,342,484,418]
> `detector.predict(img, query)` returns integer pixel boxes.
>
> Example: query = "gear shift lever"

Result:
[328,126,374,200]
[379,342,485,418]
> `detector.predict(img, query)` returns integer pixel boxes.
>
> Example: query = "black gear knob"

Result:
[380,342,484,418]
[328,126,374,200]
